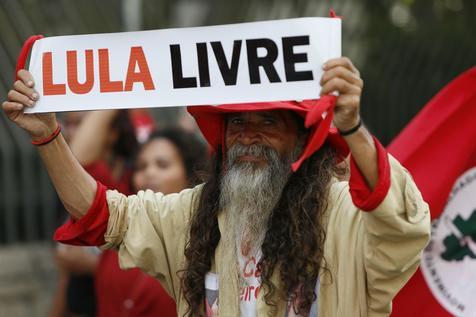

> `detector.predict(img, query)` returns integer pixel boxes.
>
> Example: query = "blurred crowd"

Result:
[49,108,209,317]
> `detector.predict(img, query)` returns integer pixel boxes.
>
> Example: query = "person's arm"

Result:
[39,134,97,218]
[48,269,68,317]
[320,57,378,189]
[56,245,99,274]
[70,109,119,166]
[321,58,430,314]
[2,70,96,219]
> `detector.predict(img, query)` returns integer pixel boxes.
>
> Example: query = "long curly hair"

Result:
[180,143,337,316]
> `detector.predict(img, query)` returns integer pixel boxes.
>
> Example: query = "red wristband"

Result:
[31,123,61,146]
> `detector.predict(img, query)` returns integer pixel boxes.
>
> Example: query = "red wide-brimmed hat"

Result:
[187,96,349,171]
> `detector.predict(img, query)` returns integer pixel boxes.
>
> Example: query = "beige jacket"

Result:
[101,156,430,316]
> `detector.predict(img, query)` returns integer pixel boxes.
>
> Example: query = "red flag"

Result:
[388,67,476,316]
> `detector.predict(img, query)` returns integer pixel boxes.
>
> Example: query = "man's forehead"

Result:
[226,110,295,119]
[230,110,303,126]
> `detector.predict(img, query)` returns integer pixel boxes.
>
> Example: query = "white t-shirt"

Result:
[204,251,319,317]
[238,252,261,317]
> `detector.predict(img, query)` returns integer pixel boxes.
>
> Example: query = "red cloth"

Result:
[349,136,391,211]
[84,161,133,195]
[96,250,177,317]
[53,181,109,246]
[388,67,476,316]
[187,98,351,172]
[15,35,44,80]
[55,195,177,316]
[53,159,133,245]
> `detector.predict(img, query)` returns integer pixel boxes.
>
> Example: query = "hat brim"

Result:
[187,101,350,166]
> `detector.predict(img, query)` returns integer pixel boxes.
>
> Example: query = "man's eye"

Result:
[263,119,276,125]
[230,118,244,125]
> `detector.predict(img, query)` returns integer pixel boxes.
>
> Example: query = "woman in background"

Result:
[97,127,208,317]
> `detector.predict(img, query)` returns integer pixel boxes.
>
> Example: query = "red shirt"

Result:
[84,161,177,317]
[84,161,133,196]
[96,250,177,317]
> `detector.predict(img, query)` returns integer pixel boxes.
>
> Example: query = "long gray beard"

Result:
[219,143,300,264]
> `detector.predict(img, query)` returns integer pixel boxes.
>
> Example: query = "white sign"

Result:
[421,167,476,317]
[26,17,341,113]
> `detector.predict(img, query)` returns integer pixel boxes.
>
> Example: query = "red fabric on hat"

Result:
[188,98,349,171]
[329,9,343,19]
[293,96,337,171]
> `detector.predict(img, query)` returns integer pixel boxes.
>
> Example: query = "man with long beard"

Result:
[3,57,430,316]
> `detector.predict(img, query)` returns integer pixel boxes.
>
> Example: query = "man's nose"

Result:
[238,123,262,145]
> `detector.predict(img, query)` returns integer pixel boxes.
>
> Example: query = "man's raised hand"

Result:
[320,57,363,132]
[2,69,57,141]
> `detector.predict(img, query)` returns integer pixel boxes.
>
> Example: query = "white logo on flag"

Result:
[421,167,476,316]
